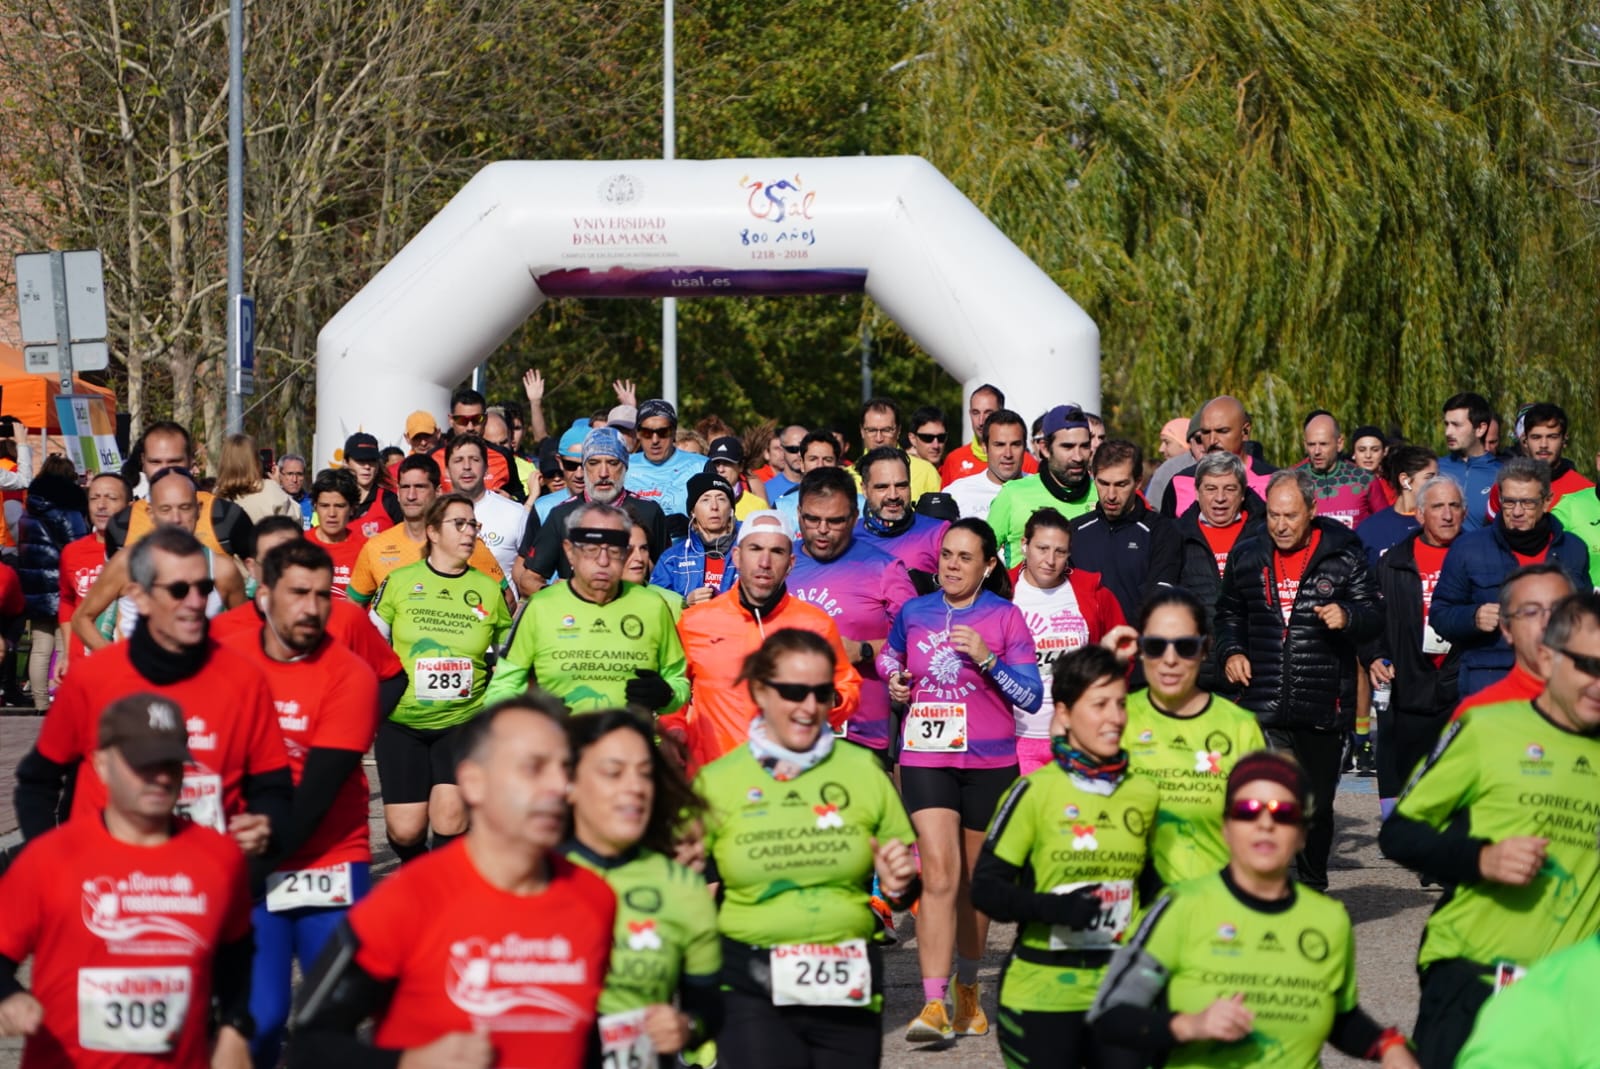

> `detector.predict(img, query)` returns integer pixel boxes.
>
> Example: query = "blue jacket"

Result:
[16,474,88,617]
[1428,516,1592,697]
[650,525,739,601]
[1437,452,1501,531]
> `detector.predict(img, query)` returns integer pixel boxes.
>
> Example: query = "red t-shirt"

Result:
[349,844,615,1068]
[307,529,370,601]
[220,633,379,870]
[209,600,404,681]
[0,818,251,1069]
[1413,539,1451,668]
[38,642,288,832]
[58,535,109,661]
[0,560,23,618]
[1271,529,1323,626]
[1199,518,1246,577]
[351,494,397,541]
[1511,540,1551,569]
[1453,662,1545,721]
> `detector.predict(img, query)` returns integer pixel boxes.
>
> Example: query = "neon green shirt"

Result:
[1125,872,1359,1069]
[486,581,689,714]
[1456,935,1600,1068]
[989,475,1098,567]
[371,558,514,729]
[1394,699,1600,973]
[985,763,1159,1011]
[1550,488,1600,586]
[1125,691,1266,886]
[562,843,721,1014]
[697,741,914,948]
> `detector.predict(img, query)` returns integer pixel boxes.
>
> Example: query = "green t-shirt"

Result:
[1127,873,1359,1069]
[697,741,915,948]
[1125,691,1267,887]
[487,581,689,714]
[562,843,721,1014]
[1551,489,1600,586]
[1393,699,1600,972]
[988,475,1099,567]
[985,763,1159,1011]
[1456,935,1599,1069]
[371,558,514,729]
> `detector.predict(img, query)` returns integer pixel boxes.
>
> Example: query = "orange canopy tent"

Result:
[0,342,118,431]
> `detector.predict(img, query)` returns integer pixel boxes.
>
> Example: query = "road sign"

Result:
[234,294,255,395]
[15,251,107,345]
[23,341,110,374]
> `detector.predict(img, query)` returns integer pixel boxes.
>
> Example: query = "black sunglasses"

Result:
[764,680,836,704]
[1226,798,1304,826]
[1139,635,1204,660]
[1546,643,1600,677]
[782,444,803,454]
[559,459,581,471]
[913,432,948,444]
[153,578,216,601]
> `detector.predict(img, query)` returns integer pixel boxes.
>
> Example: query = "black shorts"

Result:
[375,719,465,805]
[899,764,1019,831]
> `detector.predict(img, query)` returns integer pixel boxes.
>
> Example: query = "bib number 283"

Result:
[414,657,473,701]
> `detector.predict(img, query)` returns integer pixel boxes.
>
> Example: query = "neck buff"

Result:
[1499,512,1553,557]
[1051,735,1129,796]
[862,507,914,539]
[1040,462,1093,504]
[130,617,209,685]
[747,714,836,781]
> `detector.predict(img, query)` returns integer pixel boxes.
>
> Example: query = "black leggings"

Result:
[996,1004,1146,1069]
[718,987,881,1069]
[1415,959,1493,1069]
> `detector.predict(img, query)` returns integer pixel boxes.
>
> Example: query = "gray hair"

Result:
[128,527,206,592]
[1264,468,1316,512]
[564,501,634,538]
[1545,591,1600,650]
[1415,474,1463,510]
[1193,451,1247,487]
[277,453,306,469]
[1496,456,1551,497]
[1499,563,1573,617]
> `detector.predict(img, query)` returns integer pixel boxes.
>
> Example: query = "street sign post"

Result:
[14,250,109,392]
[234,294,255,395]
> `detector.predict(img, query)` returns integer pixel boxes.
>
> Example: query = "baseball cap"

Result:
[558,419,589,461]
[343,432,381,463]
[734,510,793,546]
[637,399,677,427]
[405,411,438,438]
[687,473,736,514]
[915,493,959,522]
[1041,404,1089,440]
[99,693,192,767]
[607,405,638,431]
[707,436,745,465]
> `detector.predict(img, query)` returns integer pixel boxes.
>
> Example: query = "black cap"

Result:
[98,693,192,767]
[915,492,959,522]
[707,436,744,465]
[687,472,736,514]
[343,432,381,463]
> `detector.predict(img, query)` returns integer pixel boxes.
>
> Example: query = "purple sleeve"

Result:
[881,559,918,619]
[878,605,909,676]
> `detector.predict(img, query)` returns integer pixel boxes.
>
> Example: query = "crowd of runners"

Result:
[0,375,1595,1068]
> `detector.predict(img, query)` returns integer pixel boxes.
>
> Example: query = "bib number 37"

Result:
[770,939,871,1007]
[902,703,968,752]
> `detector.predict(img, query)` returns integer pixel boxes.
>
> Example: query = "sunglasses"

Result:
[153,578,216,601]
[913,432,948,444]
[1547,643,1600,677]
[560,459,582,471]
[451,413,486,426]
[1139,635,1204,660]
[1226,798,1304,826]
[637,426,674,440]
[782,444,804,454]
[764,680,836,704]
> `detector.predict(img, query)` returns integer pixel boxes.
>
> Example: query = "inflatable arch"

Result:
[314,155,1099,462]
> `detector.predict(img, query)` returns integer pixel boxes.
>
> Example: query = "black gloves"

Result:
[1039,884,1105,929]
[625,669,676,711]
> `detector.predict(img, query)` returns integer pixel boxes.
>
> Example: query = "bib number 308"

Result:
[598,1007,656,1069]
[770,939,871,1007]
[77,966,190,1053]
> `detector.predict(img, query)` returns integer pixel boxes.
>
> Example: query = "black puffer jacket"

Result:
[1364,531,1460,719]
[17,473,89,618]
[1214,517,1381,732]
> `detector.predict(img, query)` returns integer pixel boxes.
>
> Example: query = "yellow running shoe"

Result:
[905,999,953,1042]
[952,979,988,1036]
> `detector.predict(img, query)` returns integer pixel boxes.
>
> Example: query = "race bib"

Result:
[902,702,967,752]
[176,772,224,832]
[414,657,473,701]
[597,1007,656,1069]
[770,939,871,1007]
[1493,962,1527,994]
[1422,623,1451,656]
[265,863,353,912]
[1047,880,1134,951]
[77,966,190,1053]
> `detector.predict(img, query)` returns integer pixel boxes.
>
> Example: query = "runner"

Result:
[105,421,255,558]
[880,517,1042,1041]
[562,710,722,1068]
[650,472,740,606]
[1455,933,1599,1067]
[446,433,527,580]
[340,433,402,538]
[855,448,949,594]
[218,538,380,1068]
[697,629,918,1068]
[16,526,289,855]
[1008,508,1129,774]
[972,645,1157,1069]
[0,694,255,1068]
[288,697,614,1069]
[1090,751,1419,1069]
[1378,591,1600,1069]
[53,471,129,681]
[306,468,368,600]
[623,520,683,624]
[368,492,515,861]
[1123,588,1264,887]
[487,502,688,715]
[344,454,508,609]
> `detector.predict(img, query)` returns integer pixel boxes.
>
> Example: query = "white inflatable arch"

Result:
[315,155,1098,461]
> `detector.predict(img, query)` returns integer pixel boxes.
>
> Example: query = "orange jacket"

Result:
[662,582,861,772]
